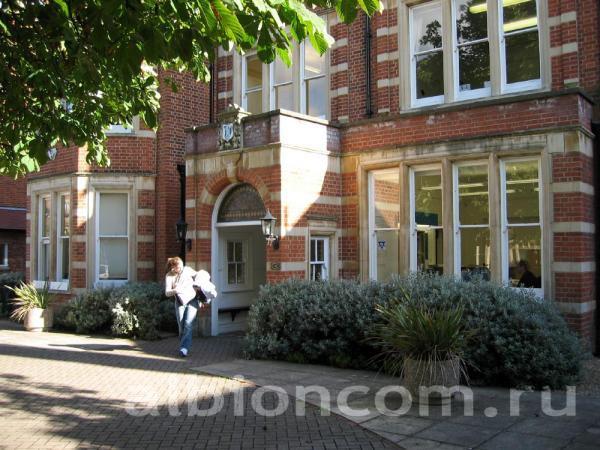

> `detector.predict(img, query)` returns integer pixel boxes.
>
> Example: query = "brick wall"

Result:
[0,231,25,274]
[0,176,26,208]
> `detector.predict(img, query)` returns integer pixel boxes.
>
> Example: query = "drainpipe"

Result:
[593,120,600,355]
[177,164,186,264]
[365,15,373,118]
[209,60,215,124]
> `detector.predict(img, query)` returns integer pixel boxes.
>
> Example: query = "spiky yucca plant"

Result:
[371,293,470,383]
[8,282,55,322]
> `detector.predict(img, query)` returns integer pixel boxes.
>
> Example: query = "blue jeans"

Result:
[175,298,199,352]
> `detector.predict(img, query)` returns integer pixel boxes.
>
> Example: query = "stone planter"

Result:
[24,307,53,332]
[403,357,462,405]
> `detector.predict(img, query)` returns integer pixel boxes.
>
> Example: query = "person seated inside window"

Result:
[515,260,541,288]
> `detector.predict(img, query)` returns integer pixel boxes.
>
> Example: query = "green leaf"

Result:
[357,0,382,15]
[53,0,70,17]
[213,0,247,42]
[336,0,358,24]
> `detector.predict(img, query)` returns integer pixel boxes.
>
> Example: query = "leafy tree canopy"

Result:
[0,0,381,177]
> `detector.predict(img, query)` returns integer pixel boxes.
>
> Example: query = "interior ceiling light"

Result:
[469,0,532,14]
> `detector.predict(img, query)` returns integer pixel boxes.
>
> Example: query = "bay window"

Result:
[38,196,51,281]
[270,56,294,111]
[410,167,444,273]
[97,193,129,284]
[501,158,542,290]
[406,0,543,107]
[57,194,70,282]
[369,169,401,281]
[453,163,491,279]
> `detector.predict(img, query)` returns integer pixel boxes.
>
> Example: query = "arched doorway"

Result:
[210,183,267,335]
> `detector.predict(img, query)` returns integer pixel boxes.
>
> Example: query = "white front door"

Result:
[215,225,266,334]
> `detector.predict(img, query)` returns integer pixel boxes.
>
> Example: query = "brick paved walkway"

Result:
[0,320,398,449]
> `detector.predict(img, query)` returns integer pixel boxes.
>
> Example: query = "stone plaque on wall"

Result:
[217,104,250,151]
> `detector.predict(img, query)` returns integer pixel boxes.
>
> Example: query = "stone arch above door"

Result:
[217,183,266,223]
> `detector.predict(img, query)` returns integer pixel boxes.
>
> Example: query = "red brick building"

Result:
[7,0,599,347]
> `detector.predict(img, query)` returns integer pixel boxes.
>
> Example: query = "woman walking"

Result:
[165,257,217,357]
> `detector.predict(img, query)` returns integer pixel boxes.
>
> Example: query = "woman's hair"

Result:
[166,256,183,274]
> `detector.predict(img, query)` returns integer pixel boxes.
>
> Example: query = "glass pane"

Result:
[456,0,488,43]
[99,193,127,235]
[99,238,128,279]
[227,242,234,262]
[40,242,50,280]
[505,30,540,84]
[508,226,541,288]
[228,263,236,284]
[415,170,442,226]
[237,263,245,284]
[313,263,324,280]
[306,77,327,119]
[245,54,262,89]
[61,196,70,235]
[310,264,316,281]
[316,240,324,262]
[246,90,262,114]
[310,239,316,262]
[458,165,489,225]
[41,197,50,237]
[275,84,294,110]
[417,228,444,273]
[416,52,444,99]
[373,170,400,229]
[503,0,537,26]
[413,2,443,53]
[458,41,490,92]
[274,58,293,85]
[460,228,491,279]
[304,41,326,76]
[375,230,399,282]
[235,241,243,261]
[61,238,69,280]
[505,160,539,223]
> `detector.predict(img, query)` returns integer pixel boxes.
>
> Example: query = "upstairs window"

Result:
[271,56,294,110]
[405,0,542,108]
[242,53,264,114]
[301,41,328,119]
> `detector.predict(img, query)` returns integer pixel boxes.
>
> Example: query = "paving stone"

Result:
[362,414,435,436]
[396,437,468,450]
[478,431,567,450]
[415,421,499,447]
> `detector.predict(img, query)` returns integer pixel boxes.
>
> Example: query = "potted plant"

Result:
[371,297,469,405]
[8,282,56,331]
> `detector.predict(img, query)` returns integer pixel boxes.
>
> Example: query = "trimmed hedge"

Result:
[54,282,176,339]
[244,274,585,388]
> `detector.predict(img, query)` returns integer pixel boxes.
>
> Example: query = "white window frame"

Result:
[300,41,329,119]
[242,52,263,114]
[409,165,444,272]
[309,236,330,280]
[270,57,294,111]
[56,193,70,282]
[0,243,7,268]
[451,0,492,101]
[223,237,251,292]
[452,161,491,277]
[368,169,401,280]
[95,191,130,287]
[37,195,51,281]
[409,1,445,107]
[499,0,542,93]
[404,0,544,109]
[499,156,543,297]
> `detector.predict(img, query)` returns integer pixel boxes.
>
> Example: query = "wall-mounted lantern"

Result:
[175,219,192,251]
[261,210,280,250]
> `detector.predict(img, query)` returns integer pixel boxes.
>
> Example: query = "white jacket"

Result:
[193,270,218,302]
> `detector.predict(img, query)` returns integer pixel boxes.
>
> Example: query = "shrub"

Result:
[8,281,56,322]
[0,272,24,316]
[244,274,584,389]
[54,282,176,339]
[393,273,584,389]
[54,288,113,333]
[244,279,398,368]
